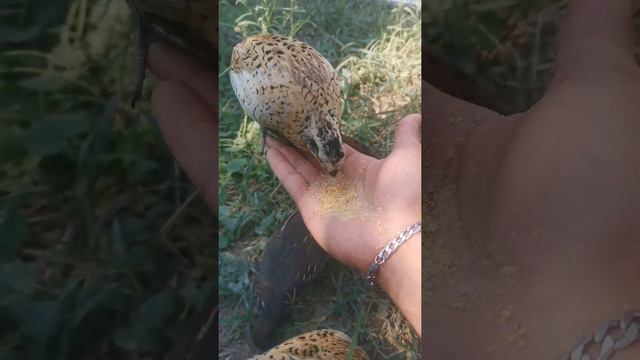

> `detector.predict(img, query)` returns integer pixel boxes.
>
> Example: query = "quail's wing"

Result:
[229,36,309,143]
[231,35,339,125]
[285,38,341,113]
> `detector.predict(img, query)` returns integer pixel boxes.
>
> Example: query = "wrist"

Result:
[356,214,421,272]
[375,230,421,288]
[375,232,422,336]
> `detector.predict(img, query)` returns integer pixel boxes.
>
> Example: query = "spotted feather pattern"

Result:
[249,329,369,360]
[230,34,345,174]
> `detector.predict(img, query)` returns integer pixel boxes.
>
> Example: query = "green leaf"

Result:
[255,213,275,235]
[27,113,89,155]
[0,209,28,259]
[18,73,66,92]
[133,289,177,329]
[57,283,116,358]
[226,159,247,174]
[179,281,213,310]
[0,128,28,164]
[219,234,229,249]
[0,25,42,42]
[0,260,39,305]
[69,284,114,328]
[113,289,179,352]
[128,157,159,180]
[8,300,63,344]
[219,206,239,235]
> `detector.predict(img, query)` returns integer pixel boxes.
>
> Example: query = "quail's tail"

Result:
[250,212,329,350]
[341,134,380,159]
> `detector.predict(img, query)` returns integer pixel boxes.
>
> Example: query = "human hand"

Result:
[428,0,640,253]
[266,114,421,271]
[426,0,640,358]
[266,114,422,334]
[147,43,218,212]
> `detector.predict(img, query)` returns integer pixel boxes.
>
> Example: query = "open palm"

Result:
[266,115,421,272]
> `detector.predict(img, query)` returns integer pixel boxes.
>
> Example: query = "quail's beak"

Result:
[329,169,338,177]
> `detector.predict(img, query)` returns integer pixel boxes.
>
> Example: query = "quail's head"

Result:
[300,110,345,176]
[229,33,345,176]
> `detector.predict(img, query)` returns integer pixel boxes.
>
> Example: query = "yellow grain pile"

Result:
[308,173,364,219]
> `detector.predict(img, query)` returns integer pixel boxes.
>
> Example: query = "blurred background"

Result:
[425,0,640,115]
[425,0,559,114]
[423,0,640,341]
[0,1,216,359]
[218,0,421,358]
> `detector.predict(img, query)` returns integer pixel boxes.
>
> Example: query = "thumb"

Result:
[553,0,639,82]
[393,114,422,152]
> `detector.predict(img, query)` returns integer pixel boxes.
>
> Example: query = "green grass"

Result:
[0,1,216,359]
[218,0,421,358]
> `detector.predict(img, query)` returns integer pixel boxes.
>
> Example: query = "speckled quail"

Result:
[230,34,345,176]
[124,0,216,107]
[249,329,369,360]
[249,136,379,351]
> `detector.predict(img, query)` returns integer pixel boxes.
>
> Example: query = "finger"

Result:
[555,0,639,79]
[152,80,218,211]
[266,137,320,184]
[393,114,422,153]
[266,145,312,203]
[147,43,217,114]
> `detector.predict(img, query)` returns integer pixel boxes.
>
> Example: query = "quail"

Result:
[249,329,369,360]
[249,211,330,350]
[124,0,216,107]
[249,136,379,350]
[230,34,345,176]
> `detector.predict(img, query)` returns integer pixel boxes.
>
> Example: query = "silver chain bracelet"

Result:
[366,222,421,288]
[556,311,640,360]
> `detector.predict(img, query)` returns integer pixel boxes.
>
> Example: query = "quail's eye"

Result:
[323,137,342,160]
